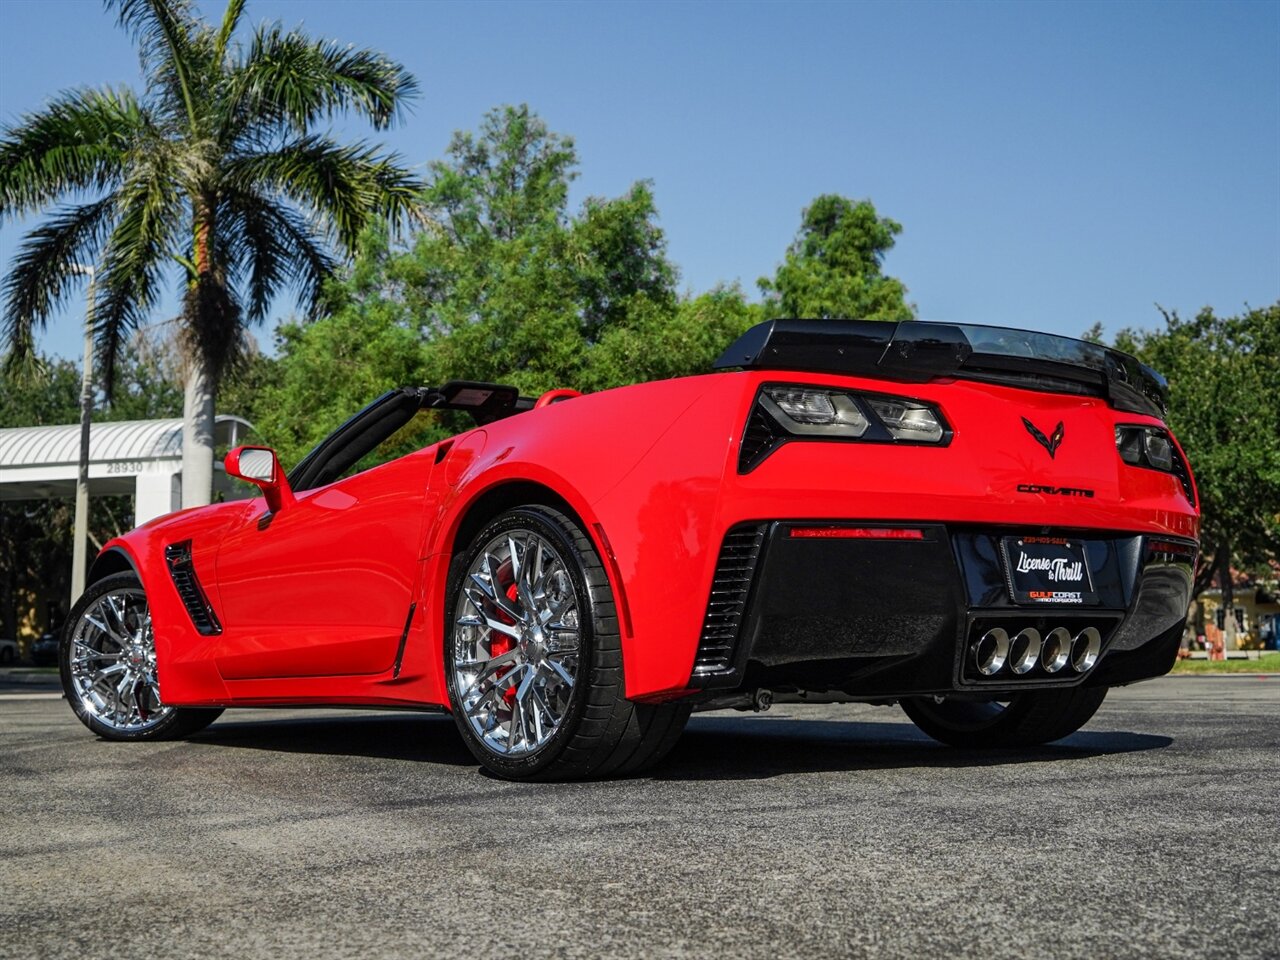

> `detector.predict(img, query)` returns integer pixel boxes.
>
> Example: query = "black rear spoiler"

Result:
[714,319,1168,419]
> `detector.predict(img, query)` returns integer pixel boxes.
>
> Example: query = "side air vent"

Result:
[694,524,768,675]
[1169,444,1197,507]
[738,403,785,473]
[164,540,223,636]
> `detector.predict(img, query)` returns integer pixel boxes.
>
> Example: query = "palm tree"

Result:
[0,0,421,506]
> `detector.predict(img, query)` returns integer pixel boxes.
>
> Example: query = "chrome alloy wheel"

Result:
[452,529,581,757]
[67,587,172,733]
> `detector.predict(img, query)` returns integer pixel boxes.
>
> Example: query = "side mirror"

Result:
[225,445,295,514]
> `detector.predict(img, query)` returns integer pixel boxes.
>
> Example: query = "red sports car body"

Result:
[61,320,1199,779]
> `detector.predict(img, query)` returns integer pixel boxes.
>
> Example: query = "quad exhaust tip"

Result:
[972,626,1101,677]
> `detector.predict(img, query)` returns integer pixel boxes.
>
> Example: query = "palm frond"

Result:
[222,23,418,139]
[0,88,143,220]
[221,187,336,323]
[106,0,201,129]
[224,135,422,252]
[213,0,245,61]
[93,161,183,392]
[1,198,116,361]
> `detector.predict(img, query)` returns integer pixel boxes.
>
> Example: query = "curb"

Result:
[1166,672,1280,679]
[0,669,61,688]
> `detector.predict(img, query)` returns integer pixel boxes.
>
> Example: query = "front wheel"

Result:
[901,685,1107,749]
[60,572,222,741]
[445,506,689,780]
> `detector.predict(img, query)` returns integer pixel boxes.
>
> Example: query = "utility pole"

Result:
[69,264,95,606]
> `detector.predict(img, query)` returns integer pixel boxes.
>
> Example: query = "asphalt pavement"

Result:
[1,676,1276,959]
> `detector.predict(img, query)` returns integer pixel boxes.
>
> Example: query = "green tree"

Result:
[582,285,761,390]
[253,105,684,463]
[760,194,914,321]
[412,105,677,390]
[1,0,420,507]
[1116,303,1280,637]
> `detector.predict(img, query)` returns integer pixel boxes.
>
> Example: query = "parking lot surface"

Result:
[1,676,1277,959]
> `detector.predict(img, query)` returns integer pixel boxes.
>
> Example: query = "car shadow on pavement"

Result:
[186,710,1170,781]
[189,713,474,766]
[655,715,1172,781]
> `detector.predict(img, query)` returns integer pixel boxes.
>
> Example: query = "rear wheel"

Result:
[445,506,689,780]
[60,573,222,741]
[901,686,1107,748]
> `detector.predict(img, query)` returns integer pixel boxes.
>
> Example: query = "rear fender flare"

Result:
[415,465,632,704]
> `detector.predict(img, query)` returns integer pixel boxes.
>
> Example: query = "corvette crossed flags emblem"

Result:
[1022,417,1065,459]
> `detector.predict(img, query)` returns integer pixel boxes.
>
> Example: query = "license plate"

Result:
[1000,536,1097,605]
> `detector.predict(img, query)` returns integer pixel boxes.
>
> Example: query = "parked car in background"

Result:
[0,638,17,664]
[31,633,59,667]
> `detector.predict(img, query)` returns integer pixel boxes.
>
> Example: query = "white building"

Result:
[0,415,253,525]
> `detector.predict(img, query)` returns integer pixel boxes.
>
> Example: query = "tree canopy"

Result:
[0,0,421,505]
[1115,303,1280,602]
[251,105,712,467]
[758,194,914,321]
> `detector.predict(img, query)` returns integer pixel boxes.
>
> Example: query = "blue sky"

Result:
[1,0,1277,362]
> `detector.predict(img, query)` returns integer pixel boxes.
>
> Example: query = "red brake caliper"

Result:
[489,582,521,707]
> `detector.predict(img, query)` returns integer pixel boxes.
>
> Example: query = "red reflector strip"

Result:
[1148,539,1197,556]
[789,527,925,540]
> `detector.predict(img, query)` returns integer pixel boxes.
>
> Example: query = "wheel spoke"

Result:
[93,662,127,682]
[104,595,134,643]
[515,665,536,703]
[545,621,580,651]
[544,657,575,687]
[471,564,523,623]
[526,690,543,746]
[83,614,126,647]
[461,589,523,640]
[507,535,523,585]
[465,684,501,719]
[530,687,557,728]
[72,652,124,665]
[530,538,546,595]
[510,535,540,616]
[458,650,520,700]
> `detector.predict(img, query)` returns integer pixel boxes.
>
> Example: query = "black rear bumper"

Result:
[689,521,1194,698]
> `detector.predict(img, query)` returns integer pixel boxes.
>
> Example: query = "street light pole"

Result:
[69,264,95,607]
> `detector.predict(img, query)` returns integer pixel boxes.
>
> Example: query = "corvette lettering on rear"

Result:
[1017,483,1095,498]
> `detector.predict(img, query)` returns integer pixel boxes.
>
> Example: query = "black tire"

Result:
[0,646,13,665]
[60,572,223,742]
[901,685,1108,749]
[445,506,690,781]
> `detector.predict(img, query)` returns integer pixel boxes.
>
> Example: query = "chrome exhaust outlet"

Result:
[1040,627,1072,674]
[1009,628,1042,675]
[973,627,1011,676]
[1071,627,1102,672]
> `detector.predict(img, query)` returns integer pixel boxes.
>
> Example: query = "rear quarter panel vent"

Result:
[694,524,768,675]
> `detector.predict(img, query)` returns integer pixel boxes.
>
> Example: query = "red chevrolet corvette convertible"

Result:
[60,320,1198,780]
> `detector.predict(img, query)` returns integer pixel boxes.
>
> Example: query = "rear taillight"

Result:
[1115,424,1196,506]
[740,383,950,472]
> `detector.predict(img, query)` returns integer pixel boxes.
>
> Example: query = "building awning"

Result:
[0,415,253,502]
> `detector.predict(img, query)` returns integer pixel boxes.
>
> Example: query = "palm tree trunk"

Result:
[181,355,215,508]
